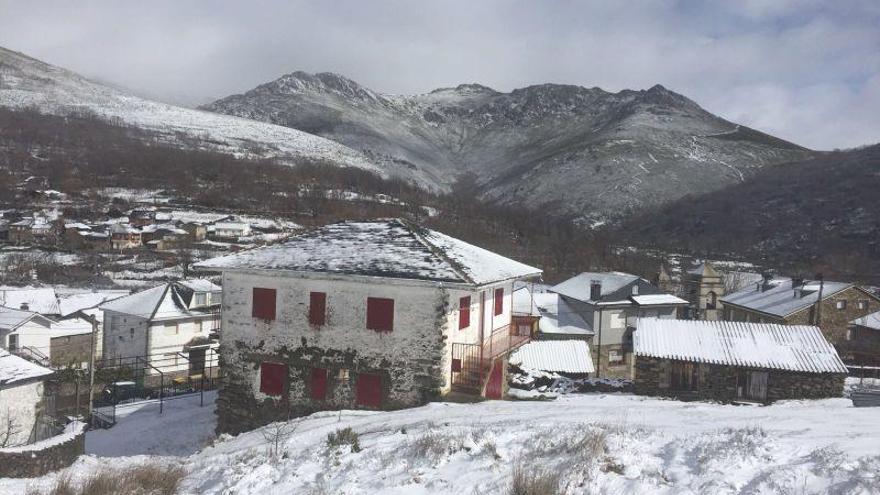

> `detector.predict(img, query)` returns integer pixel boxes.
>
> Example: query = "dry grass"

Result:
[29,464,186,495]
[326,427,361,453]
[509,461,562,495]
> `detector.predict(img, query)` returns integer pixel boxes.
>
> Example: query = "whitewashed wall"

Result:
[148,316,217,373]
[102,311,149,362]
[0,380,43,447]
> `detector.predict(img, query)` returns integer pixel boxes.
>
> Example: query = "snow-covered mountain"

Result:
[0,47,443,189]
[204,71,814,221]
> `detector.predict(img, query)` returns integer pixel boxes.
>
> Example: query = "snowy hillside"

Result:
[7,393,880,494]
[205,71,814,221]
[0,47,441,189]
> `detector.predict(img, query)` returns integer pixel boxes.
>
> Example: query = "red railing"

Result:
[482,324,531,359]
[451,323,532,393]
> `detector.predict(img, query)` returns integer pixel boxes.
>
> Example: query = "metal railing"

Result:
[451,323,532,393]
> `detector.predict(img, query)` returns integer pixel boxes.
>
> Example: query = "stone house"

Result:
[109,224,142,250]
[842,310,880,366]
[549,272,688,378]
[721,277,880,348]
[633,318,847,402]
[8,218,33,245]
[99,280,221,376]
[196,219,541,434]
[0,349,53,447]
[683,262,725,320]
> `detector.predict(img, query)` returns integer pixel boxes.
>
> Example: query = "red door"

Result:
[356,373,382,408]
[485,359,503,400]
[310,368,328,400]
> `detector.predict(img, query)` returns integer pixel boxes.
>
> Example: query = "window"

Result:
[356,373,382,408]
[195,293,207,306]
[164,323,178,336]
[608,349,623,364]
[366,297,394,332]
[836,300,847,310]
[309,292,326,326]
[632,285,639,295]
[252,288,277,320]
[494,288,504,316]
[859,300,869,310]
[459,296,471,330]
[706,291,717,310]
[310,367,328,400]
[259,362,287,396]
[338,369,350,381]
[846,329,853,341]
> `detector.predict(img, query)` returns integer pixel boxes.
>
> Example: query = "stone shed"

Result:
[633,318,847,403]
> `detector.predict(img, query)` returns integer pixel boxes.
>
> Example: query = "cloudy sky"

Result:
[1,0,878,150]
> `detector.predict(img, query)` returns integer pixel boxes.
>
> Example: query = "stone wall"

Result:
[0,422,86,478]
[786,287,880,346]
[634,356,844,402]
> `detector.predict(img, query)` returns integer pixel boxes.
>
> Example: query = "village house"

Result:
[0,349,54,447]
[99,280,221,376]
[211,221,251,240]
[633,318,848,402]
[128,208,156,228]
[549,272,688,378]
[0,307,94,368]
[683,263,726,320]
[513,285,593,342]
[8,218,33,245]
[841,310,880,366]
[195,219,542,434]
[109,224,142,250]
[721,277,880,348]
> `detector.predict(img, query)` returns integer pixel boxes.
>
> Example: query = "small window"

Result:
[608,349,623,363]
[366,297,394,332]
[632,285,639,295]
[846,329,853,341]
[309,292,326,326]
[356,373,382,408]
[494,288,504,316]
[195,293,207,306]
[252,288,277,320]
[459,296,471,330]
[310,367,328,400]
[338,369,350,381]
[836,300,847,310]
[164,323,178,336]
[259,362,287,396]
[859,300,869,310]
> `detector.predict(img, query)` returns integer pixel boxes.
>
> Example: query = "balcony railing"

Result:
[451,323,532,392]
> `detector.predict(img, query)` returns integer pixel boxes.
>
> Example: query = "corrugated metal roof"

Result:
[634,318,847,374]
[0,348,53,387]
[720,278,852,318]
[852,310,880,331]
[510,340,595,374]
[631,294,688,306]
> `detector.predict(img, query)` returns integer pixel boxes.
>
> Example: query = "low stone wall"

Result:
[0,422,87,478]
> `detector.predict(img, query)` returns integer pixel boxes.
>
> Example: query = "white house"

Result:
[196,219,542,434]
[99,280,221,375]
[0,349,53,447]
[550,272,688,378]
[211,222,251,239]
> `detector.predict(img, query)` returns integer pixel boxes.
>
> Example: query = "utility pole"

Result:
[814,273,824,326]
[84,313,99,420]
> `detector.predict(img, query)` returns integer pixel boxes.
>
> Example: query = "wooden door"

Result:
[356,373,382,408]
[188,348,206,375]
[747,371,768,401]
[485,359,503,399]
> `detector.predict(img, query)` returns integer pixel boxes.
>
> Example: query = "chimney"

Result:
[590,280,602,301]
[19,302,28,311]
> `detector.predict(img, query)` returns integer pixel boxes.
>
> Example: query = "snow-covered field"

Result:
[4,392,880,494]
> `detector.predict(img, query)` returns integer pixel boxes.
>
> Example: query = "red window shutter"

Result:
[494,288,504,316]
[356,373,382,408]
[252,288,277,320]
[366,297,394,332]
[259,362,286,396]
[310,367,328,400]
[309,292,326,326]
[459,296,471,330]
[451,358,462,372]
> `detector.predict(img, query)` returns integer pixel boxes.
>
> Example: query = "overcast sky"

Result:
[1,0,878,150]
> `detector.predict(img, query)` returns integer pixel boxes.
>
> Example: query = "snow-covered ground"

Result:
[4,392,880,494]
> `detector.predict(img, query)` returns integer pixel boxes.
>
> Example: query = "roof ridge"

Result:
[399,218,475,285]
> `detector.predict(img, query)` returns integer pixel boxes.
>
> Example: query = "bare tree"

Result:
[0,411,22,447]
[261,420,299,463]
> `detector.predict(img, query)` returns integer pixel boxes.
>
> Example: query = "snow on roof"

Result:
[197,219,541,286]
[634,318,848,374]
[631,294,688,306]
[0,348,53,387]
[0,306,51,330]
[99,284,169,319]
[48,317,93,337]
[177,279,222,293]
[512,288,593,335]
[852,310,880,331]
[550,272,640,302]
[721,278,853,318]
[99,282,219,320]
[0,287,60,314]
[57,290,129,317]
[166,210,232,225]
[510,340,595,374]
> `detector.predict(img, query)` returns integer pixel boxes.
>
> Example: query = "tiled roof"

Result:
[634,318,847,373]
[510,340,594,374]
[196,219,541,286]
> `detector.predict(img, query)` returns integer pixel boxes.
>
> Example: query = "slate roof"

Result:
[510,340,595,374]
[721,278,853,318]
[852,310,880,331]
[0,306,52,330]
[0,348,53,387]
[513,287,593,335]
[99,281,219,320]
[196,219,542,286]
[551,272,680,305]
[634,318,848,373]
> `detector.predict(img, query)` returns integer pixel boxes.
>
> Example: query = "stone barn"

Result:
[196,219,542,434]
[633,318,847,403]
[0,348,53,447]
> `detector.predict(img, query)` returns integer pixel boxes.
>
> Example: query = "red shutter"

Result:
[366,297,394,332]
[252,288,277,320]
[309,292,326,326]
[259,362,287,396]
[356,373,382,407]
[494,288,504,316]
[459,296,471,330]
[310,367,328,400]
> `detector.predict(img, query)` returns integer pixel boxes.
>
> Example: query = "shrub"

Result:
[29,464,186,495]
[509,461,561,495]
[326,427,361,453]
